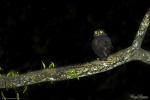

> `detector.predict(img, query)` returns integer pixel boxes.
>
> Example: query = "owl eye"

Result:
[94,30,98,35]
[99,30,104,34]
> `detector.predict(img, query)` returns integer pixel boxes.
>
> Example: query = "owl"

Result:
[92,29,113,61]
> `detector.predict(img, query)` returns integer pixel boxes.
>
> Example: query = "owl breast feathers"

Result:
[92,29,113,61]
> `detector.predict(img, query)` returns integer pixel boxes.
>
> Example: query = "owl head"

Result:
[93,29,106,37]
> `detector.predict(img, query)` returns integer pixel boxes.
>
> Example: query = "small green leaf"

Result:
[16,92,20,100]
[1,91,6,100]
[7,70,17,78]
[7,72,11,77]
[49,62,55,68]
[67,72,79,80]
[0,67,3,71]
[11,71,15,78]
[41,60,46,69]
[23,81,28,93]
[32,76,40,82]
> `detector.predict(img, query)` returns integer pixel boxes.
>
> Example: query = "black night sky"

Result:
[0,0,150,100]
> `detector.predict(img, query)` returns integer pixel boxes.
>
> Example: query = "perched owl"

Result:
[92,29,113,61]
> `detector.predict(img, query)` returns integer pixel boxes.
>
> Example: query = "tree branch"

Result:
[0,8,150,89]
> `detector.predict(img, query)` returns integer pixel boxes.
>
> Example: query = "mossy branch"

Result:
[1,8,150,89]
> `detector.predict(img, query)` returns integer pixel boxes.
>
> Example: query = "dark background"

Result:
[0,0,150,100]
